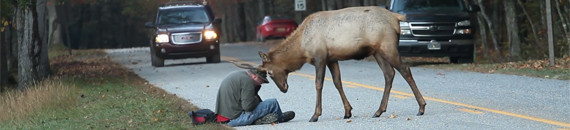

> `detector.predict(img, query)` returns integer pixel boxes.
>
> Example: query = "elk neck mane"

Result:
[266,15,312,70]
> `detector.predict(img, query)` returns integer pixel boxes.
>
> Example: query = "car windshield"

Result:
[392,0,464,13]
[157,8,210,25]
[262,15,292,24]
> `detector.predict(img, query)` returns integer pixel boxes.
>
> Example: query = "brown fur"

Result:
[257,6,426,122]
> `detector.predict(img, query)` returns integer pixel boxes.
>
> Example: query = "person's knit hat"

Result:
[249,69,269,83]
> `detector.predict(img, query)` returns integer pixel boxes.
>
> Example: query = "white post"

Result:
[546,0,555,66]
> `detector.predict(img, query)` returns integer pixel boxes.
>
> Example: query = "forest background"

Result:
[0,0,569,89]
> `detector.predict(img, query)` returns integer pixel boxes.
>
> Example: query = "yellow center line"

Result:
[459,108,484,114]
[221,56,570,127]
[392,94,410,99]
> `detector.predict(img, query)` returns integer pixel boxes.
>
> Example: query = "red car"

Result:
[256,15,298,42]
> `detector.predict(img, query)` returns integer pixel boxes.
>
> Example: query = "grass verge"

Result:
[401,56,570,80]
[0,44,232,129]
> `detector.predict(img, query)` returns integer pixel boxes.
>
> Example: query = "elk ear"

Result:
[258,51,271,62]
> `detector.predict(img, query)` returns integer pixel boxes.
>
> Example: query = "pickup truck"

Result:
[388,0,480,63]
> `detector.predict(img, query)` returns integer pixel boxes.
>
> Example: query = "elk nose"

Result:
[280,84,288,93]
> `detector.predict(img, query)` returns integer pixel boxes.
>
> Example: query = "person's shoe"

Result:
[253,113,279,125]
[282,111,295,122]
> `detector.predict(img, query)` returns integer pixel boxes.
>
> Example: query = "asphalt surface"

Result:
[106,42,570,130]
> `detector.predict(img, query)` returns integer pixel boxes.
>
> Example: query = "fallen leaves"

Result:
[389,114,396,119]
[50,52,132,79]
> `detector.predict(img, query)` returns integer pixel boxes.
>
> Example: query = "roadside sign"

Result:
[295,0,306,11]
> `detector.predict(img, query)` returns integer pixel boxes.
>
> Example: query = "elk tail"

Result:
[391,12,407,22]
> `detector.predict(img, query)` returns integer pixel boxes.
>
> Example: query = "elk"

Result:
[234,6,426,122]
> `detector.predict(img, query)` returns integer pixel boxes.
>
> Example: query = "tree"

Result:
[47,0,63,45]
[15,0,50,89]
[504,0,520,59]
[0,0,5,88]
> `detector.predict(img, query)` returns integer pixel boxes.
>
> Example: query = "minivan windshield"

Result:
[392,0,464,13]
[157,8,210,25]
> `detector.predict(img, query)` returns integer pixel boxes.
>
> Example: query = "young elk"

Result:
[234,6,426,122]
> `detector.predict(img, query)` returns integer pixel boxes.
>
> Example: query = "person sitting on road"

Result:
[215,69,295,127]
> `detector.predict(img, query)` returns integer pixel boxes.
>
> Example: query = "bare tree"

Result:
[553,0,570,56]
[517,0,540,47]
[47,0,62,45]
[0,0,5,88]
[504,0,520,59]
[477,0,500,52]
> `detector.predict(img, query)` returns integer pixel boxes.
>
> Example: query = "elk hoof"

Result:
[309,117,318,122]
[343,114,352,119]
[372,113,381,118]
[417,112,424,116]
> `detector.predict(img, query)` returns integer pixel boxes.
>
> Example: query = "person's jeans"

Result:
[228,98,284,127]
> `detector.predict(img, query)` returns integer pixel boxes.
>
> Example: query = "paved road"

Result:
[107,43,570,130]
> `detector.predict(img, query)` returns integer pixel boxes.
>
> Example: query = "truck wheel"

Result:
[207,50,221,63]
[150,47,164,67]
[450,56,473,64]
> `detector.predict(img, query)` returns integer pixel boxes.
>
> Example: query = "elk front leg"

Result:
[310,58,327,122]
[327,61,353,119]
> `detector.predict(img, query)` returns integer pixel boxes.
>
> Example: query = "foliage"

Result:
[62,0,165,49]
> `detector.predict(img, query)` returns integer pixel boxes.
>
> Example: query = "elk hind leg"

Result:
[327,61,353,119]
[372,54,396,118]
[392,57,426,116]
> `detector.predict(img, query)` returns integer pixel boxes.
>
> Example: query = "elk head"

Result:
[258,51,290,93]
[230,55,288,93]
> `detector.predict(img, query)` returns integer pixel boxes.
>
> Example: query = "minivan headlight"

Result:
[155,34,169,43]
[204,30,218,40]
[457,20,471,26]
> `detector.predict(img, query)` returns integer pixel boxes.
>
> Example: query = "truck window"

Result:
[392,0,464,12]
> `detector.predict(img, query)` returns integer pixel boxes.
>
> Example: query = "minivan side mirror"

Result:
[145,22,154,28]
[468,5,480,12]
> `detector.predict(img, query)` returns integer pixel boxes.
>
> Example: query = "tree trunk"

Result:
[321,0,327,10]
[477,15,488,58]
[327,0,336,10]
[504,0,520,59]
[47,0,62,45]
[517,0,540,47]
[0,1,6,88]
[349,0,361,7]
[477,0,500,52]
[335,0,344,9]
[258,0,266,18]
[16,0,49,89]
[16,6,37,89]
[37,0,50,79]
[554,0,570,57]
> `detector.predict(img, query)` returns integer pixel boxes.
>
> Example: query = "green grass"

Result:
[0,44,232,129]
